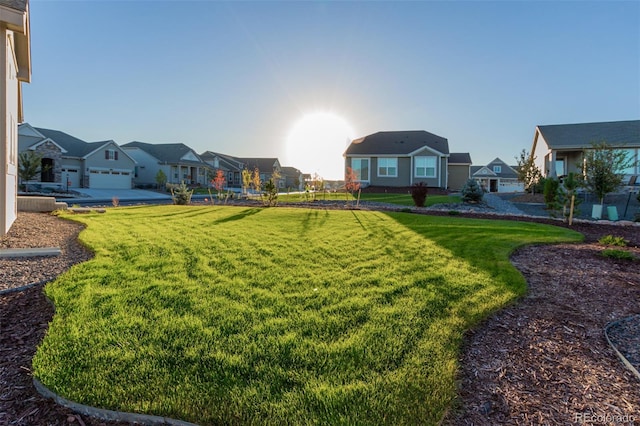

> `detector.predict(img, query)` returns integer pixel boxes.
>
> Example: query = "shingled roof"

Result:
[122,141,204,164]
[345,130,449,156]
[34,127,115,158]
[537,120,640,149]
[0,0,28,11]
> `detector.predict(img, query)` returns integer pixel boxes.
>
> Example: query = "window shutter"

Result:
[105,150,109,159]
[115,151,119,160]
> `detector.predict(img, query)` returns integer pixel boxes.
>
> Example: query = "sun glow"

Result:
[285,112,355,181]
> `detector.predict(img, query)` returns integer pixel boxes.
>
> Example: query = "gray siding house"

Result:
[471,158,523,193]
[18,123,136,189]
[122,142,212,187]
[344,130,471,190]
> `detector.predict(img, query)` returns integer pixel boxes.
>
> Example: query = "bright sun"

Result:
[285,112,355,180]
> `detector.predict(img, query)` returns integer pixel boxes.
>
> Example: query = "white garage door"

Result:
[89,169,132,189]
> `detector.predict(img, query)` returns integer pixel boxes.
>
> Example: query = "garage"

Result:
[88,169,132,189]
[61,168,80,188]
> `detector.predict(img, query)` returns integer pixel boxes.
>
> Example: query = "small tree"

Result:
[515,149,542,193]
[252,167,262,194]
[18,151,45,191]
[155,169,167,190]
[344,167,361,202]
[555,172,582,222]
[582,141,634,204]
[211,169,226,201]
[241,169,252,195]
[461,178,483,203]
[543,177,560,209]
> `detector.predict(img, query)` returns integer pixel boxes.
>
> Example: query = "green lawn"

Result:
[278,191,459,206]
[34,206,582,425]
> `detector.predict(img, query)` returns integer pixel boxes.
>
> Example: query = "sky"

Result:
[23,0,640,180]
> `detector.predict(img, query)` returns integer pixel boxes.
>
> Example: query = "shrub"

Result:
[598,235,628,247]
[461,179,483,203]
[410,182,428,207]
[170,181,193,205]
[543,178,559,208]
[601,249,636,261]
[262,179,278,207]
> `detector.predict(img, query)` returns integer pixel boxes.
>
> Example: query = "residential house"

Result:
[18,123,136,189]
[344,130,471,190]
[236,157,284,188]
[121,142,212,188]
[200,152,284,190]
[447,152,472,191]
[280,166,304,191]
[1,0,30,236]
[531,120,640,181]
[200,151,245,188]
[471,158,524,193]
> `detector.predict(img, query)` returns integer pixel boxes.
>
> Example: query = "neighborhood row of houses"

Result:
[17,123,306,192]
[17,119,640,197]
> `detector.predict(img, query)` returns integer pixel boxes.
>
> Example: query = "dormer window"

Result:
[105,149,118,160]
[493,165,501,173]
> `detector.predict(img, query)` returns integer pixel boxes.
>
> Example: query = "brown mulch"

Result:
[1,211,639,425]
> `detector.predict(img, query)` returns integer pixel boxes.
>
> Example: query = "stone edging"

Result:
[33,378,200,426]
[604,315,640,381]
[0,279,49,296]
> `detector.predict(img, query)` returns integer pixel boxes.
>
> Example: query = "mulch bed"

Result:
[1,210,639,425]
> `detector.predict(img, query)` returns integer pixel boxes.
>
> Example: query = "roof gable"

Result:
[537,120,640,150]
[34,127,91,157]
[345,130,449,156]
[122,142,204,164]
[472,166,497,177]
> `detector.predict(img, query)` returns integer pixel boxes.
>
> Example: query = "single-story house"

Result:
[280,166,304,191]
[200,151,284,189]
[121,142,212,188]
[1,0,30,236]
[531,120,640,181]
[471,158,524,193]
[344,130,471,190]
[18,123,136,189]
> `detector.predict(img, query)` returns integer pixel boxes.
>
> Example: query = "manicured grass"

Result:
[34,206,582,425]
[278,191,459,206]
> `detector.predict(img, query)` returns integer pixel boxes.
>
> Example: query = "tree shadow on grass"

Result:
[213,208,263,225]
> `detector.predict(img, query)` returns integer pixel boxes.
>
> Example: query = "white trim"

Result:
[29,138,68,153]
[377,157,398,178]
[408,146,448,157]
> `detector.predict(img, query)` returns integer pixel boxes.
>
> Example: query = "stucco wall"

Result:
[2,30,18,235]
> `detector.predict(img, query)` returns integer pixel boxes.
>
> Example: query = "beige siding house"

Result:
[531,120,640,181]
[1,0,30,236]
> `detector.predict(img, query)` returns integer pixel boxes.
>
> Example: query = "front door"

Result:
[41,158,54,182]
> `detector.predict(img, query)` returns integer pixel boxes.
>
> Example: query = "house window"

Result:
[105,149,118,160]
[621,149,638,175]
[351,158,369,181]
[414,156,436,178]
[378,158,398,177]
[493,165,502,173]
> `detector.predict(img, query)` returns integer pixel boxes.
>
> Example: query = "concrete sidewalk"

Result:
[61,188,172,203]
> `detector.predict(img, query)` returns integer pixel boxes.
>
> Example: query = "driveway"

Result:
[497,190,640,222]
